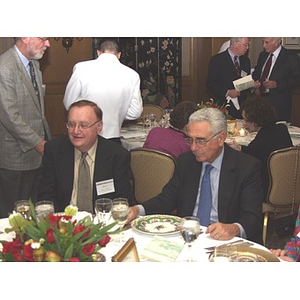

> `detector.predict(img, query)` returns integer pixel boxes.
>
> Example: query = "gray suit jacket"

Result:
[0,46,51,170]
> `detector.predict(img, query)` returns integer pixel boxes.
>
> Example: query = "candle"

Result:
[239,128,245,137]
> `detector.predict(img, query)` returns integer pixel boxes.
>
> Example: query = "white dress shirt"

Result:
[63,53,143,139]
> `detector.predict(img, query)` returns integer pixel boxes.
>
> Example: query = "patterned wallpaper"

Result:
[93,38,181,109]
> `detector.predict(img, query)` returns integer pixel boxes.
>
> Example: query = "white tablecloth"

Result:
[99,224,272,263]
[226,125,300,147]
[120,125,147,151]
[0,216,273,263]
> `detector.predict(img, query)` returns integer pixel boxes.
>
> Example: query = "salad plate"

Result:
[132,215,182,235]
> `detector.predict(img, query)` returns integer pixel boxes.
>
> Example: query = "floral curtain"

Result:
[92,37,182,109]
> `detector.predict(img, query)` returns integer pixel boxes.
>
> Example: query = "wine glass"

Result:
[35,200,55,221]
[95,198,112,226]
[111,198,129,243]
[180,216,201,262]
[14,200,31,220]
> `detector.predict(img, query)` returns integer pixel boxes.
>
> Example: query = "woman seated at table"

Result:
[143,101,198,159]
[270,205,300,262]
[228,95,293,200]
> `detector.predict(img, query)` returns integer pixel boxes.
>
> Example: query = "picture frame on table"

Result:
[112,238,140,262]
[282,37,300,50]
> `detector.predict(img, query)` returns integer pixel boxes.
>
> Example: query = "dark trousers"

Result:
[0,168,42,218]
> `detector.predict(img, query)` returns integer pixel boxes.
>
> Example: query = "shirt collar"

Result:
[227,48,238,62]
[14,44,30,70]
[75,138,98,162]
[203,146,224,171]
[271,45,282,59]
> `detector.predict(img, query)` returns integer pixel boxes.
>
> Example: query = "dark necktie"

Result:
[28,61,41,104]
[77,152,93,213]
[234,56,241,77]
[259,53,273,95]
[197,164,214,227]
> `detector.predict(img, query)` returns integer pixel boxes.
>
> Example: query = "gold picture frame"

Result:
[112,238,140,262]
[282,37,300,50]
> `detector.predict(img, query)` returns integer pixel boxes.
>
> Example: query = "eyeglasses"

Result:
[185,131,221,147]
[37,37,49,43]
[66,120,101,130]
[238,41,249,48]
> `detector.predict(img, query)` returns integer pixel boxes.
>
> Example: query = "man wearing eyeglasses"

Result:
[63,38,143,144]
[206,37,251,119]
[38,100,133,213]
[129,108,263,244]
[0,37,51,218]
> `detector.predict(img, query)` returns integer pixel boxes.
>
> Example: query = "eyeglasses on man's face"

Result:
[185,131,221,147]
[66,120,101,130]
[37,37,49,42]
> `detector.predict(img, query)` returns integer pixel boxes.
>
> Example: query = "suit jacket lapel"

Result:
[57,137,75,203]
[269,47,285,79]
[218,146,236,222]
[185,158,203,215]
[12,48,42,113]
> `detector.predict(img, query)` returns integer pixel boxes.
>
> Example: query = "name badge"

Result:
[96,179,115,196]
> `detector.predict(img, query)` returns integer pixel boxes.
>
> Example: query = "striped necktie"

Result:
[28,61,41,104]
[234,56,241,77]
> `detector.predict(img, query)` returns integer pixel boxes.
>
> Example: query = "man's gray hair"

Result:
[189,108,227,134]
[230,37,243,45]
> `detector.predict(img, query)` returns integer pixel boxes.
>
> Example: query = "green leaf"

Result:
[64,244,74,261]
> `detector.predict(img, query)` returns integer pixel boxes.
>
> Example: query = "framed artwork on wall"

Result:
[282,37,300,50]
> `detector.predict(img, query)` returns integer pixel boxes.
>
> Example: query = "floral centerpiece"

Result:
[197,98,232,120]
[0,202,118,262]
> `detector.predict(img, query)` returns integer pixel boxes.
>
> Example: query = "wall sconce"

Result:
[54,38,83,53]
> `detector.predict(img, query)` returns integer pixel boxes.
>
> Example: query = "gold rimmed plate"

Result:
[208,246,280,262]
[132,215,182,235]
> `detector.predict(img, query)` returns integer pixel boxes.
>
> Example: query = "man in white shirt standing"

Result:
[63,39,143,143]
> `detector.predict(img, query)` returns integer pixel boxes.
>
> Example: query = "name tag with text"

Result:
[96,179,115,196]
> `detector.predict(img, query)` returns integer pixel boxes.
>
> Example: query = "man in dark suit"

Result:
[129,108,263,244]
[38,100,133,213]
[252,37,300,122]
[206,37,251,119]
[0,38,51,218]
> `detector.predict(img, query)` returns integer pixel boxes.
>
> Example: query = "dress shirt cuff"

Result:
[135,204,145,216]
[234,223,247,239]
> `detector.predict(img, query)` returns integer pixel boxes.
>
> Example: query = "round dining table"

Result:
[0,214,279,263]
[121,123,300,151]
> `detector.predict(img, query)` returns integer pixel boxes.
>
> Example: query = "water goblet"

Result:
[14,200,31,220]
[35,200,55,221]
[95,198,112,226]
[180,216,201,262]
[111,198,129,244]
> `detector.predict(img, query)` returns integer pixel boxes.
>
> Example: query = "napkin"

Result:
[140,236,184,262]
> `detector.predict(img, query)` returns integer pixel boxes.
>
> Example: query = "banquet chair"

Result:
[141,104,165,122]
[130,148,176,204]
[262,146,300,246]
